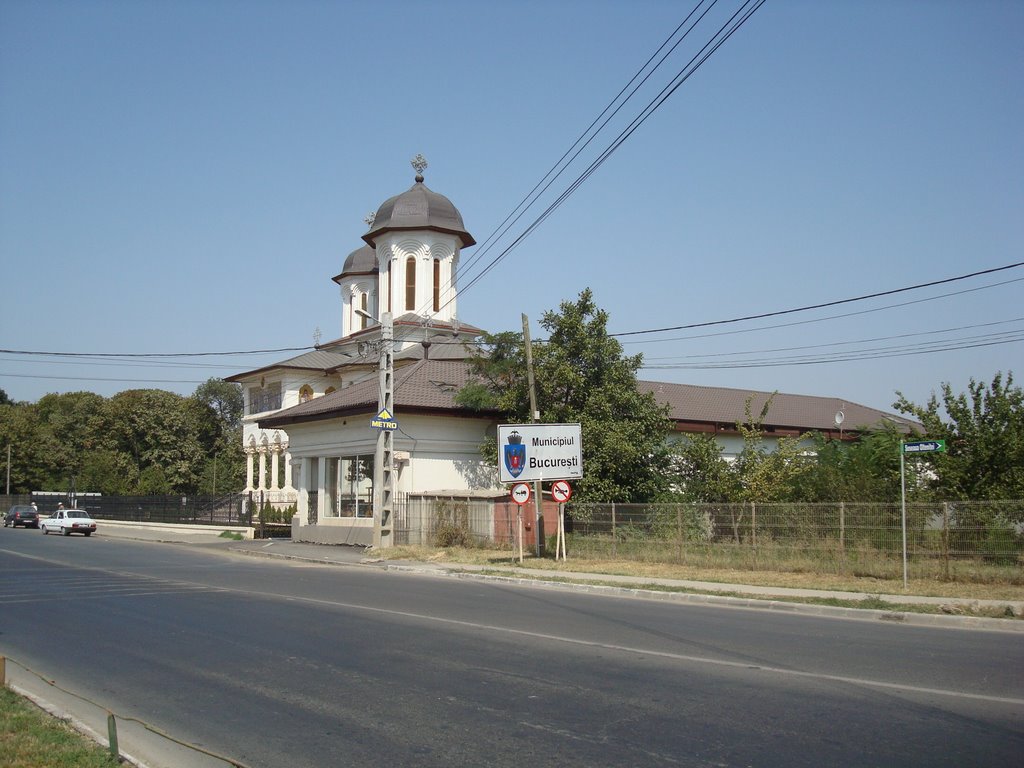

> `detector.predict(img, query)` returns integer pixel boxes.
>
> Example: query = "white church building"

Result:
[228,158,913,546]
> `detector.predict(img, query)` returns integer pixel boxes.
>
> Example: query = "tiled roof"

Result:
[257,359,490,427]
[638,380,916,432]
[256,358,917,434]
[225,349,355,382]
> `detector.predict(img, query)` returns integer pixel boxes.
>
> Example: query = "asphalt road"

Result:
[1,527,1022,767]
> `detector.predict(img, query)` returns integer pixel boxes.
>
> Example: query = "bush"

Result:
[431,499,471,547]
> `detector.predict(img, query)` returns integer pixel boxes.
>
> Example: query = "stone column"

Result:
[317,456,326,521]
[270,435,282,491]
[244,447,255,492]
[284,446,295,492]
[258,445,268,492]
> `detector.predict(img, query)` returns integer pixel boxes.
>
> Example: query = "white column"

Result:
[284,448,294,492]
[258,447,268,492]
[270,445,281,491]
[244,447,255,492]
[316,456,326,521]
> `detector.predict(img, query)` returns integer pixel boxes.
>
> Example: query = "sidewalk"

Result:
[98,525,1024,630]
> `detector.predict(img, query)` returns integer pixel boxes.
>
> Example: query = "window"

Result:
[359,293,368,329]
[324,454,375,518]
[248,382,282,415]
[324,386,336,395]
[299,385,313,403]
[433,259,440,312]
[387,260,392,312]
[405,257,416,311]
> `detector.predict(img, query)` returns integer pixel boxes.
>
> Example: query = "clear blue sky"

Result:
[2,0,1021,416]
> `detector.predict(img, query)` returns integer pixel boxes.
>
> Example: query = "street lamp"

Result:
[355,308,395,548]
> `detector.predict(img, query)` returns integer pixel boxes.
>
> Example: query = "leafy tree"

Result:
[662,433,737,502]
[0,401,47,493]
[100,389,215,494]
[894,372,1024,504]
[790,427,904,503]
[0,388,11,406]
[730,397,811,503]
[458,289,672,503]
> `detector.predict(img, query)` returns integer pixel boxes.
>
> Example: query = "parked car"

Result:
[4,504,40,528]
[41,509,97,536]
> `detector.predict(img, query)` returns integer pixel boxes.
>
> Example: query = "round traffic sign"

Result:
[510,483,532,505]
[551,480,572,503]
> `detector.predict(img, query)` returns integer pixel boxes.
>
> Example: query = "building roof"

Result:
[637,380,917,433]
[225,349,356,383]
[364,174,475,249]
[332,244,378,283]
[251,356,916,435]
[257,359,493,427]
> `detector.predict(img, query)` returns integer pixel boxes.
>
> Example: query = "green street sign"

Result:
[903,439,946,454]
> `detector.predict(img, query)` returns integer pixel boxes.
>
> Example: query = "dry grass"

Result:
[381,544,1024,602]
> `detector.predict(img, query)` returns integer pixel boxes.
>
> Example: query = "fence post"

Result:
[750,502,756,551]
[942,501,950,581]
[677,504,683,562]
[611,502,617,559]
[1,654,5,686]
[839,501,845,553]
[107,711,119,760]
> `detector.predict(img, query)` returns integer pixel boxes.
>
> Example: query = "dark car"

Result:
[4,505,40,529]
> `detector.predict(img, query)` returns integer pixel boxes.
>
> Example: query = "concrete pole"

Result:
[373,311,395,549]
[522,314,544,557]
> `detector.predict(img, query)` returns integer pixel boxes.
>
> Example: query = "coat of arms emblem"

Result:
[503,430,526,479]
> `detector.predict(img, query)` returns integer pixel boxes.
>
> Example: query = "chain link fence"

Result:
[563,500,1024,579]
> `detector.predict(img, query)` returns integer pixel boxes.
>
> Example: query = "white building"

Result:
[229,159,915,546]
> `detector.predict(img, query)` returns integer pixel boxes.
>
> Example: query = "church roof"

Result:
[224,349,355,383]
[257,359,493,427]
[332,244,377,283]
[364,174,475,249]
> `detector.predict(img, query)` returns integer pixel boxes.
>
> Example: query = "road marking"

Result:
[4,546,1021,707]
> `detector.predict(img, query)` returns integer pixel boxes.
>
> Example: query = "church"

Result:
[228,157,912,546]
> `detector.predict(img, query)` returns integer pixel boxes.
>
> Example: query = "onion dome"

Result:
[363,160,475,248]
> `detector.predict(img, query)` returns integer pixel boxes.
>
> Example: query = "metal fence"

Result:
[393,495,503,547]
[563,501,1024,576]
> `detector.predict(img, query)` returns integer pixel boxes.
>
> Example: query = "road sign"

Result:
[903,440,946,454]
[497,423,583,483]
[510,483,531,505]
[551,480,572,503]
[370,408,398,431]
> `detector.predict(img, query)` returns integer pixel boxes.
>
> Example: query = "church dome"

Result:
[341,244,377,275]
[364,168,475,249]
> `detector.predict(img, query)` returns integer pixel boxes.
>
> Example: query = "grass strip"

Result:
[0,686,120,768]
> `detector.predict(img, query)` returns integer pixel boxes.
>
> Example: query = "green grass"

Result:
[0,686,120,767]
[218,531,243,540]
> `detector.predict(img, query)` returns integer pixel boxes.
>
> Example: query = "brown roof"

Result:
[638,380,916,433]
[257,359,493,428]
[256,357,917,435]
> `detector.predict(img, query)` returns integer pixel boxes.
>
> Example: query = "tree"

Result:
[790,427,904,503]
[662,433,737,502]
[458,289,672,502]
[894,372,1024,503]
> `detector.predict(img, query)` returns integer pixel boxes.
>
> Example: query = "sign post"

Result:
[510,483,531,564]
[899,439,947,589]
[551,480,572,561]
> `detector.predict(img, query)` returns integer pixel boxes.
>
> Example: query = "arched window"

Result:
[405,256,416,311]
[433,259,441,312]
[359,292,368,330]
[324,386,336,396]
[387,260,392,313]
[299,385,313,403]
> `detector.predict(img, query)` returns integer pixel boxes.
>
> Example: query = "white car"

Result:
[41,509,97,537]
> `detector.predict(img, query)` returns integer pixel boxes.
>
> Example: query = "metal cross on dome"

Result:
[411,153,428,178]
[364,211,376,228]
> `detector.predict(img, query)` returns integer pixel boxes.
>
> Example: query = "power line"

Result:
[612,263,1024,339]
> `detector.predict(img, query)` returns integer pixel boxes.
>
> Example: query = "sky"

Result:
[1,0,1022,416]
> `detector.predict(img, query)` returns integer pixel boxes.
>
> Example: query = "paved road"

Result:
[1,528,1022,767]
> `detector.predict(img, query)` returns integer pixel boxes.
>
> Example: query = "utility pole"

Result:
[372,311,395,548]
[5,444,10,495]
[522,314,544,557]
